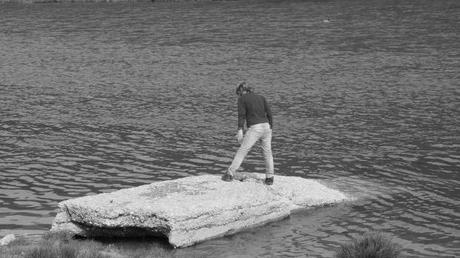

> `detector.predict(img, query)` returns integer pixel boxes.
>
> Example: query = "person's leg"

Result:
[260,123,274,180]
[227,126,261,176]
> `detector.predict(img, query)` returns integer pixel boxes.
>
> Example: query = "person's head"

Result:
[235,82,252,96]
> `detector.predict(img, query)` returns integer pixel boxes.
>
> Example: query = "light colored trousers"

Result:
[228,122,274,177]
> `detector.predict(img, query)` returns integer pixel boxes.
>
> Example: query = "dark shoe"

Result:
[222,174,233,182]
[264,177,274,185]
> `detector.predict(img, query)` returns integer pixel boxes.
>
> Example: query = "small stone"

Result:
[0,234,16,246]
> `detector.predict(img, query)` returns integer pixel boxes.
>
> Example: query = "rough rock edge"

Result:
[51,199,291,246]
[50,174,348,247]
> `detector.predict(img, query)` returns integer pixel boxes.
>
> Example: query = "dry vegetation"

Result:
[0,232,172,258]
[336,232,401,258]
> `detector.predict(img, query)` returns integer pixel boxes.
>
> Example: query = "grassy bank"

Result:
[0,232,173,258]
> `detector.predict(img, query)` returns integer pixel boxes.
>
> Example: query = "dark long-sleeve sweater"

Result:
[237,92,273,130]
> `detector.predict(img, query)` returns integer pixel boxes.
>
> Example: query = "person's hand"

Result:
[236,129,244,144]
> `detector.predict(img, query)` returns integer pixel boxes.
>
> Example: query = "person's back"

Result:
[238,93,272,129]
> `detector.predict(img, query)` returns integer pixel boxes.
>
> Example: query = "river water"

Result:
[0,0,459,257]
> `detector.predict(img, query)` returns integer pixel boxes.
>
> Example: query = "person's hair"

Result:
[235,82,252,96]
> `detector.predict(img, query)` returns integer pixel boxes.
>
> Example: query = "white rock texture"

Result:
[50,174,348,247]
[0,234,16,246]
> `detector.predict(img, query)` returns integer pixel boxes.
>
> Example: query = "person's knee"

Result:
[239,144,252,152]
[261,145,272,153]
[237,147,252,158]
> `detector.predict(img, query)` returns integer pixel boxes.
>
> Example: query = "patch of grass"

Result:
[0,232,175,258]
[22,235,108,258]
[0,235,30,258]
[336,232,401,258]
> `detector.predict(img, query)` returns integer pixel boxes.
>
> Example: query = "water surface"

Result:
[1,0,459,257]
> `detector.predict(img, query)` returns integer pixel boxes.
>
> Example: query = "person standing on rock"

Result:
[222,82,275,185]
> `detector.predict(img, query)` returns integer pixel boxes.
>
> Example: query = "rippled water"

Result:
[1,0,459,257]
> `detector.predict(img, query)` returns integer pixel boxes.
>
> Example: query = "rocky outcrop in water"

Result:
[51,173,348,248]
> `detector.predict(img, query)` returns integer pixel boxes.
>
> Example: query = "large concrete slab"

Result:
[50,173,348,247]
